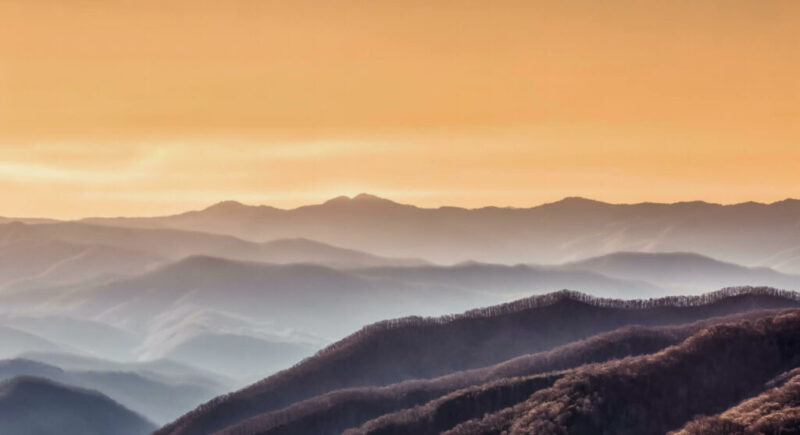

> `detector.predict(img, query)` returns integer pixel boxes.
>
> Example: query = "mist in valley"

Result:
[1,196,800,433]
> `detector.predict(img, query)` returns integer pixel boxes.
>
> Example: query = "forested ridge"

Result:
[448,309,800,434]
[158,287,800,435]
[673,367,800,434]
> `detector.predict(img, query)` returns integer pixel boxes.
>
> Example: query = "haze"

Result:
[1,0,799,218]
[4,3,800,434]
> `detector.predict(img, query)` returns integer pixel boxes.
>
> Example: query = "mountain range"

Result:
[3,224,800,383]
[75,194,800,272]
[156,287,800,435]
[2,195,800,433]
[0,220,424,289]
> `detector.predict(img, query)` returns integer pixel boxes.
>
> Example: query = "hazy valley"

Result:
[1,196,800,434]
[5,0,797,431]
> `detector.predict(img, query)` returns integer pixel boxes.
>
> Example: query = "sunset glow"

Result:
[1,1,798,217]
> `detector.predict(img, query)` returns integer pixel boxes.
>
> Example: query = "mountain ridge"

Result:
[96,194,800,216]
[0,357,226,424]
[0,375,156,435]
[70,194,800,271]
[156,286,800,435]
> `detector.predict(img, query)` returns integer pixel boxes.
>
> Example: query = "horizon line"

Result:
[3,193,799,221]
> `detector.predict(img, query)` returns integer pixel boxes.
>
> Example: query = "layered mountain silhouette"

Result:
[0,376,155,435]
[18,351,231,390]
[0,221,425,289]
[0,326,66,359]
[217,312,780,435]
[0,222,163,288]
[2,212,800,417]
[440,308,800,434]
[50,256,482,337]
[12,251,796,353]
[3,195,800,434]
[17,255,672,347]
[157,287,800,435]
[5,246,799,386]
[564,251,800,293]
[0,357,226,424]
[0,315,140,360]
[80,195,800,272]
[150,332,316,382]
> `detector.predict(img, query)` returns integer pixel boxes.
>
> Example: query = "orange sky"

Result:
[1,0,799,218]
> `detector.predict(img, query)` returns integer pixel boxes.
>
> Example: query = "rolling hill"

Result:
[50,256,468,336]
[0,326,67,359]
[21,255,670,347]
[674,367,800,434]
[0,221,426,289]
[165,307,800,435]
[0,222,165,287]
[157,287,800,435]
[564,251,800,293]
[6,243,800,393]
[18,351,232,390]
[0,315,141,361]
[0,358,226,424]
[220,313,773,435]
[445,309,800,434]
[0,376,156,435]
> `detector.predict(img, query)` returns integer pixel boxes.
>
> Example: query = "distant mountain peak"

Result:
[204,200,249,211]
[353,193,383,201]
[323,195,351,204]
[322,193,402,208]
[195,200,282,217]
[772,198,800,206]
[543,197,609,208]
